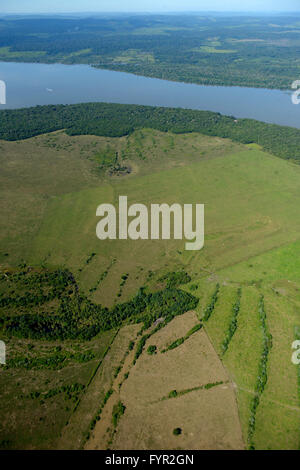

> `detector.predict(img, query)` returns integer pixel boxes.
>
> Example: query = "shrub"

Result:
[128,341,135,351]
[247,295,272,449]
[112,401,126,427]
[159,272,191,288]
[147,345,157,355]
[190,284,198,291]
[221,288,242,354]
[203,284,220,322]
[173,428,182,436]
[167,337,184,350]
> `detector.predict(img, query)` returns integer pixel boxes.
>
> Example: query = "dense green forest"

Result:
[1,101,300,162]
[0,14,300,89]
[0,267,198,341]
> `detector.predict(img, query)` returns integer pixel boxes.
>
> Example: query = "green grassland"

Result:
[0,326,116,449]
[28,144,300,307]
[1,124,300,449]
[0,46,47,60]
[185,234,300,449]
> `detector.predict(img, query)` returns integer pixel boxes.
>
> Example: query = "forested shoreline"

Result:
[0,15,300,90]
[1,101,300,162]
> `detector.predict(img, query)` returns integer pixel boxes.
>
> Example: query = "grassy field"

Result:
[58,324,140,450]
[87,311,244,450]
[29,143,300,307]
[0,328,115,449]
[188,242,300,449]
[1,126,300,449]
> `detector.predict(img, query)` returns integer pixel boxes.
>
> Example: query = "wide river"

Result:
[0,61,300,128]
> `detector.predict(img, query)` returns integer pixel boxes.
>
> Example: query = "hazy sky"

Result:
[1,0,300,14]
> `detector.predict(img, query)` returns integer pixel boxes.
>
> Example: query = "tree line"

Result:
[1,102,300,163]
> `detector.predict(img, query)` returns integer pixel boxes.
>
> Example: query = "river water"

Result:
[0,61,299,128]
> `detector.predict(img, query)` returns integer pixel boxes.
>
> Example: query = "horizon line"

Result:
[1,10,300,15]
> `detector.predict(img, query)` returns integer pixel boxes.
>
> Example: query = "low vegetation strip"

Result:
[86,330,120,389]
[24,383,85,402]
[82,388,114,445]
[67,329,119,419]
[106,400,127,448]
[133,334,151,365]
[221,288,242,355]
[203,284,220,322]
[158,271,191,288]
[112,401,126,428]
[88,258,116,294]
[158,381,225,402]
[248,295,272,450]
[5,350,95,370]
[2,102,300,163]
[161,323,203,353]
[132,310,200,365]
